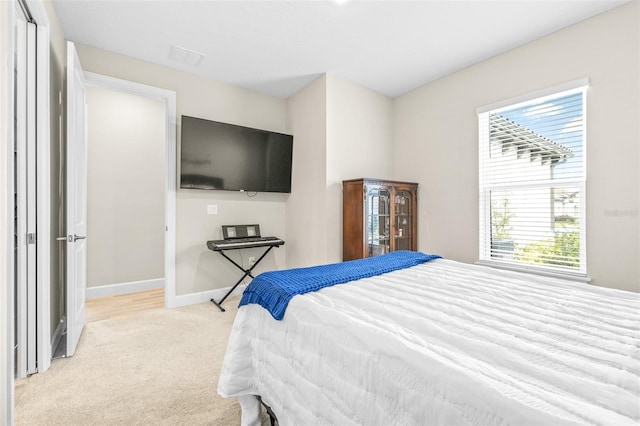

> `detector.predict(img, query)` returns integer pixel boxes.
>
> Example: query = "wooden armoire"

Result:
[342,178,418,261]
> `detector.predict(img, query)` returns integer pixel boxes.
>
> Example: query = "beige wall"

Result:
[85,86,165,287]
[326,74,393,262]
[285,76,328,268]
[285,75,394,267]
[393,2,640,292]
[75,44,288,296]
[177,191,286,294]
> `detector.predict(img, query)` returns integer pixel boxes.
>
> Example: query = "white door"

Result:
[65,41,88,356]
[14,3,37,377]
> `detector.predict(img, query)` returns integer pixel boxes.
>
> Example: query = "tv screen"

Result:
[180,116,293,193]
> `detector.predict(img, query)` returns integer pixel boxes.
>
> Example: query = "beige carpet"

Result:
[15,298,268,425]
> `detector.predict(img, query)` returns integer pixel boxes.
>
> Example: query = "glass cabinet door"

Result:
[366,187,390,257]
[394,190,414,251]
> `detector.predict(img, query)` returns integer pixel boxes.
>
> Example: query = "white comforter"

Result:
[218,259,640,426]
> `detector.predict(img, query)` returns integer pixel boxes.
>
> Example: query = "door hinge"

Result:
[26,233,36,244]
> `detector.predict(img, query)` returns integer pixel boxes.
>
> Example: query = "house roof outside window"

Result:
[490,114,574,166]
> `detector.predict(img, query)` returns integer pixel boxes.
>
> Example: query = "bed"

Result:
[217,252,640,426]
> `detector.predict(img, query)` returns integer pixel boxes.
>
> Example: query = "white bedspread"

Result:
[218,259,640,426]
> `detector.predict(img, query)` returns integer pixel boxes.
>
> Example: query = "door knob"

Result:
[56,235,86,242]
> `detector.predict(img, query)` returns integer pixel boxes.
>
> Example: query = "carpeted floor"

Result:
[15,297,268,425]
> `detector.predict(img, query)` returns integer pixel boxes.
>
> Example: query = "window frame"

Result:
[477,79,589,280]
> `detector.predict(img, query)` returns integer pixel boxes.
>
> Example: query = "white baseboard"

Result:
[86,278,164,299]
[168,284,247,309]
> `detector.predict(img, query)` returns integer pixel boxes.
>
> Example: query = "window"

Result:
[478,80,587,278]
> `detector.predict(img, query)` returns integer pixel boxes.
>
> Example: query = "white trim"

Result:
[1,0,16,423]
[171,285,247,309]
[14,7,28,378]
[25,19,37,376]
[29,0,53,375]
[475,260,591,283]
[476,78,589,114]
[86,278,165,299]
[82,72,178,310]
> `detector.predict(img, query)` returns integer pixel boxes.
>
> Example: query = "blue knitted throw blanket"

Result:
[239,250,442,320]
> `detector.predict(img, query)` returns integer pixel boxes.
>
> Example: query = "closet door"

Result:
[14,3,37,378]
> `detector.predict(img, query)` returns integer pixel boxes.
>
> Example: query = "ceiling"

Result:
[52,0,629,99]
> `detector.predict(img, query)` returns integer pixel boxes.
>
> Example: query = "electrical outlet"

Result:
[207,205,218,215]
[249,256,256,266]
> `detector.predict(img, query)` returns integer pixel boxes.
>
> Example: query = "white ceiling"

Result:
[52,0,629,99]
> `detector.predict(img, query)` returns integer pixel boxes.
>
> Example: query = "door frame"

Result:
[14,7,38,379]
[1,2,15,422]
[83,72,177,308]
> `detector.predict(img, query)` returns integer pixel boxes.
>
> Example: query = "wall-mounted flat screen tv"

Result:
[180,116,293,193]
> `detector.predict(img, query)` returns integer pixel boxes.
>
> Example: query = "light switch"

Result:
[207,205,218,215]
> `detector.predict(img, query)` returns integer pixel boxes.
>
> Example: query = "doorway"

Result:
[82,72,177,311]
[52,65,177,359]
[84,83,166,303]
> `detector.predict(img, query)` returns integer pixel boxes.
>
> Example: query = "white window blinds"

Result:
[478,83,587,277]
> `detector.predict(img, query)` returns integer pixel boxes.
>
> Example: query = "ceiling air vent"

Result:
[168,45,205,67]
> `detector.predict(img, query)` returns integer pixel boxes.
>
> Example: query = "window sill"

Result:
[474,260,591,283]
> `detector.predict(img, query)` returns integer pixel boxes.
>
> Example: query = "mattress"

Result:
[218,259,640,426]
